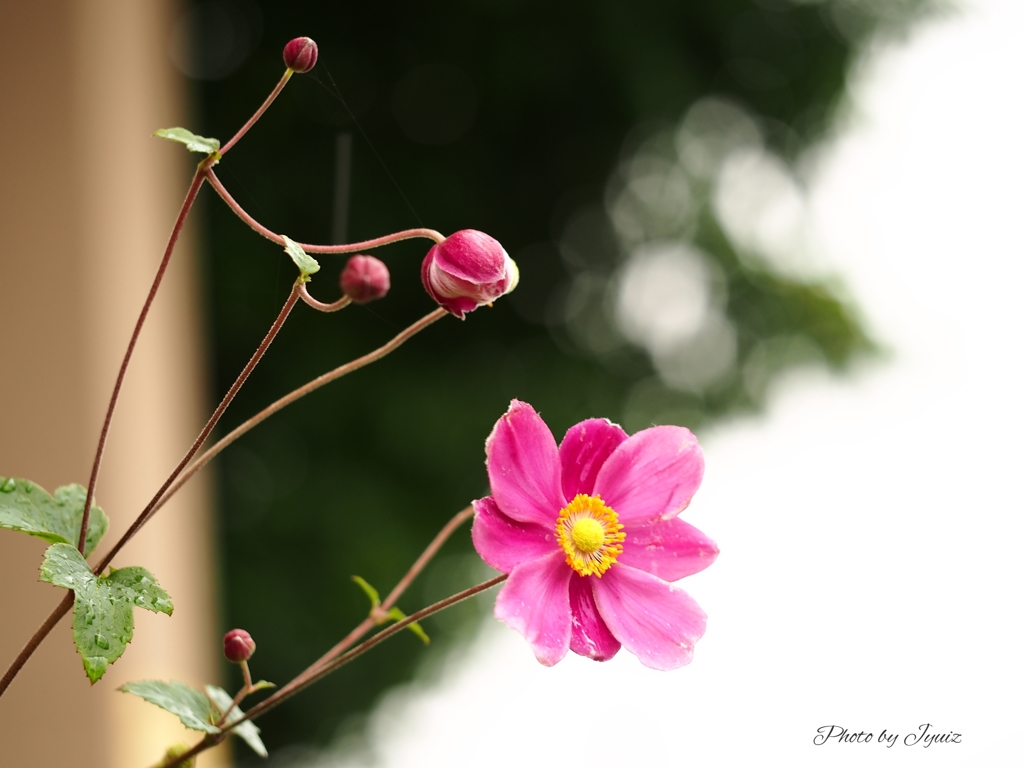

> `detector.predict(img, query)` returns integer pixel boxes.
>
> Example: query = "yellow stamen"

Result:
[555,494,626,577]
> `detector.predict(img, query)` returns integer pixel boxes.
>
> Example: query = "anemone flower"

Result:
[472,400,718,669]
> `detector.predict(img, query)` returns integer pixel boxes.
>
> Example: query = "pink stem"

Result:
[298,283,351,312]
[75,168,208,555]
[205,169,445,251]
[219,70,293,156]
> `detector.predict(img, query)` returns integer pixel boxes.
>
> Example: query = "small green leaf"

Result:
[251,680,276,692]
[282,236,320,279]
[120,680,219,734]
[206,685,268,758]
[352,575,381,609]
[0,477,109,557]
[41,544,173,683]
[153,127,221,155]
[385,606,430,645]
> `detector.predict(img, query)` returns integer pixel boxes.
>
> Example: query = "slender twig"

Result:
[93,285,300,573]
[307,504,476,674]
[298,283,351,312]
[0,592,74,697]
[214,661,254,729]
[244,575,507,723]
[219,70,293,156]
[161,574,507,768]
[205,169,445,250]
[75,168,208,555]
[141,309,447,522]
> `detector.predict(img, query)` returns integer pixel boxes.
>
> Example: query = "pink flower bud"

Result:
[223,629,256,663]
[340,255,391,304]
[420,230,519,319]
[283,37,318,73]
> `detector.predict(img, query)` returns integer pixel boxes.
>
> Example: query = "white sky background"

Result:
[279,0,1023,765]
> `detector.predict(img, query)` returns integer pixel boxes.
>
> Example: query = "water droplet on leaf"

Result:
[0,478,16,492]
[95,634,109,650]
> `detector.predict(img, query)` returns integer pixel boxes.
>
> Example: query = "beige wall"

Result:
[0,1,227,765]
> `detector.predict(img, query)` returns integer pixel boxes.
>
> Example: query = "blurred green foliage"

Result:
[187,0,930,755]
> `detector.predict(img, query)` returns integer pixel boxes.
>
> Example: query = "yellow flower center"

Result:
[555,494,626,577]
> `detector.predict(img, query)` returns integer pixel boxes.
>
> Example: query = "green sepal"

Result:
[0,477,108,558]
[206,685,268,758]
[352,575,429,644]
[352,575,381,608]
[385,606,430,645]
[282,235,320,280]
[119,680,219,733]
[153,127,221,157]
[41,544,173,683]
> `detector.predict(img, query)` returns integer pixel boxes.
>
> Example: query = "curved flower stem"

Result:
[74,167,207,556]
[141,308,447,522]
[219,70,293,156]
[92,284,301,573]
[160,575,507,768]
[298,283,351,312]
[307,504,476,674]
[205,169,445,251]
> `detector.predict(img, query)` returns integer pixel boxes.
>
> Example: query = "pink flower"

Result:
[421,230,518,319]
[472,400,717,669]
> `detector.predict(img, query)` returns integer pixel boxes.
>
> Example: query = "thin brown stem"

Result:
[162,575,507,768]
[0,592,74,697]
[142,309,447,521]
[214,661,253,729]
[219,70,293,156]
[245,575,507,723]
[307,504,475,673]
[75,168,207,555]
[205,169,444,250]
[93,285,301,573]
[298,283,352,312]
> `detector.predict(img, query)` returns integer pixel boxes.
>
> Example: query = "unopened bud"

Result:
[283,37,318,73]
[420,230,518,319]
[340,255,391,304]
[223,629,256,663]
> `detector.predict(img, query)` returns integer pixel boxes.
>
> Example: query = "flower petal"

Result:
[559,418,628,500]
[568,574,620,661]
[593,565,707,670]
[495,550,573,666]
[594,426,704,525]
[618,517,719,581]
[471,496,555,574]
[486,400,565,526]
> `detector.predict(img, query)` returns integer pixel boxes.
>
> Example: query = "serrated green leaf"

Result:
[153,127,221,155]
[385,607,430,645]
[41,543,173,683]
[352,575,381,608]
[282,235,320,279]
[0,477,109,557]
[120,680,219,734]
[207,685,268,758]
